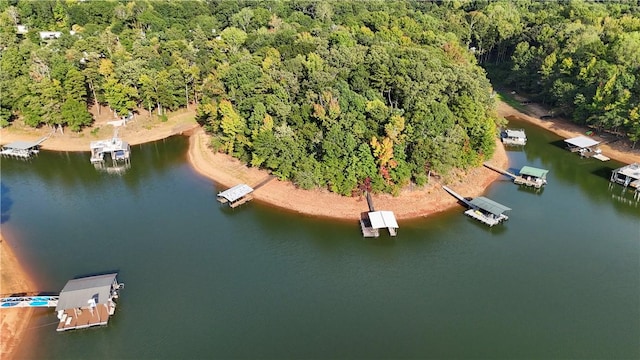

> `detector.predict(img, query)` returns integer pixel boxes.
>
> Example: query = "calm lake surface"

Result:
[3,118,639,359]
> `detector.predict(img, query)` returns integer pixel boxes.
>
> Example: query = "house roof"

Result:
[217,184,254,202]
[565,136,600,148]
[55,273,117,311]
[368,211,399,229]
[519,166,549,179]
[470,197,511,216]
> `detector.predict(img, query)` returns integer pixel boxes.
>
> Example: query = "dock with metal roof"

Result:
[361,210,399,237]
[90,137,131,166]
[514,166,549,188]
[483,163,549,189]
[359,191,399,237]
[217,184,254,208]
[1,136,48,158]
[1,272,124,333]
[442,186,511,226]
[611,163,640,200]
[501,129,527,146]
[55,273,124,332]
[564,136,609,161]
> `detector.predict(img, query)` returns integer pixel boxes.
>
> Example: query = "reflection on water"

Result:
[2,129,639,359]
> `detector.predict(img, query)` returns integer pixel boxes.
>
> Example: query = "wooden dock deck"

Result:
[56,304,111,332]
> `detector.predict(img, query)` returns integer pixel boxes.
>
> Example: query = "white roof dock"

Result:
[2,137,48,150]
[564,136,600,149]
[368,211,399,229]
[217,184,254,203]
[505,129,526,139]
[614,163,640,180]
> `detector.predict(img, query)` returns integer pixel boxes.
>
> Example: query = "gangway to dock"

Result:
[442,185,473,207]
[1,294,59,308]
[483,163,517,180]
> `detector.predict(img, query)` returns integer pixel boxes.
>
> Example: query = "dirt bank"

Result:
[188,127,509,221]
[0,232,37,360]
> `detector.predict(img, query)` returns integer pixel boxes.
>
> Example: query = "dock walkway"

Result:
[1,294,59,308]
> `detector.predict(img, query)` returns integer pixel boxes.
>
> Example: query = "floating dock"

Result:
[360,210,399,237]
[1,273,124,333]
[442,186,511,226]
[217,184,254,208]
[359,191,398,237]
[55,273,124,332]
[483,163,548,189]
[501,129,527,146]
[1,136,48,158]
[564,136,609,161]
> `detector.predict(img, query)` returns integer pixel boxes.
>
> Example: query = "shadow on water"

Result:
[592,166,615,181]
[550,139,569,149]
[465,217,509,234]
[516,185,545,196]
[0,182,12,223]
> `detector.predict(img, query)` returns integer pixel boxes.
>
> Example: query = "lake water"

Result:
[3,119,639,359]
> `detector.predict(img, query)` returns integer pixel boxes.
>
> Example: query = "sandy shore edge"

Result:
[188,127,509,221]
[0,231,37,360]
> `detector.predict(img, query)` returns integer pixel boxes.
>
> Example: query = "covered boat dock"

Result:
[1,137,48,158]
[360,210,399,237]
[501,129,527,146]
[514,166,549,188]
[465,197,511,226]
[55,273,124,332]
[90,137,131,164]
[564,136,609,161]
[611,163,640,200]
[217,184,254,208]
[442,186,511,227]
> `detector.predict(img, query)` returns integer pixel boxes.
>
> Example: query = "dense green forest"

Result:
[1,1,639,195]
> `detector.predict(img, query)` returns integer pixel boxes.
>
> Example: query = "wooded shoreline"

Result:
[1,101,639,359]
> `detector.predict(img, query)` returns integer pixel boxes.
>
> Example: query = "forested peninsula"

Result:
[1,0,639,196]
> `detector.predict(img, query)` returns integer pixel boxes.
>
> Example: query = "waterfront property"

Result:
[442,186,511,226]
[90,137,131,164]
[564,136,610,161]
[1,137,48,158]
[56,273,124,332]
[514,166,549,188]
[217,184,254,208]
[501,129,527,146]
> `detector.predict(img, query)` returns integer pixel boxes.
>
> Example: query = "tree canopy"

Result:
[2,0,637,194]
